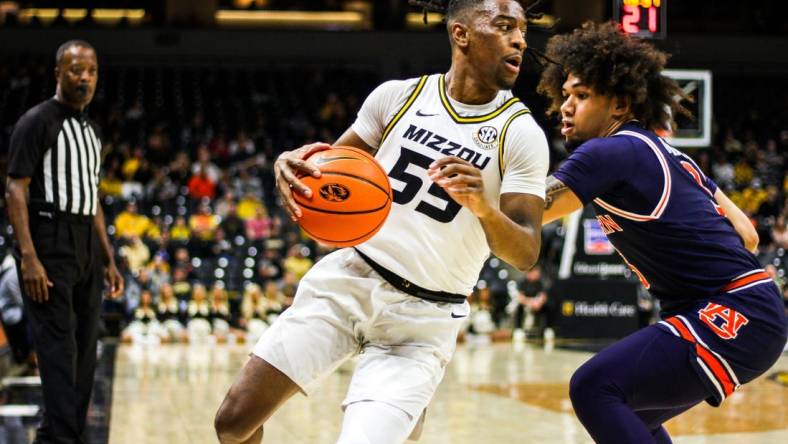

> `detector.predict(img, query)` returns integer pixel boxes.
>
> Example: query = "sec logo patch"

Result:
[472,126,499,150]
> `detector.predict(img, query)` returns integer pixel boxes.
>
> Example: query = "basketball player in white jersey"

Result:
[215,1,549,442]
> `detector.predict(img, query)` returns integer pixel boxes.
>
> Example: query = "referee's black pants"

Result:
[18,215,104,444]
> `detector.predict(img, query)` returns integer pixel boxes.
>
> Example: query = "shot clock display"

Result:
[613,0,666,39]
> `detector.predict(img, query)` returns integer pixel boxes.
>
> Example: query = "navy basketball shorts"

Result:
[657,270,787,406]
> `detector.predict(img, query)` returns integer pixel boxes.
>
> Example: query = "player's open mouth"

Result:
[561,120,574,135]
[504,55,522,73]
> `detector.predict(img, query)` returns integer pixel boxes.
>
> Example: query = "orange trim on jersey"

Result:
[664,317,736,398]
[721,271,770,292]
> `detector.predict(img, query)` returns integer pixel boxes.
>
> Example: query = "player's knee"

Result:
[569,360,611,412]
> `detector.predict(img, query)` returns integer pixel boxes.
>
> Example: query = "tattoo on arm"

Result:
[544,175,568,210]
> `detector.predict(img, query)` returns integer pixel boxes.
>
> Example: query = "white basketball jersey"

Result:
[352,74,548,295]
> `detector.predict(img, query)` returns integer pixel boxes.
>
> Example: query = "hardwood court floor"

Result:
[109,341,788,443]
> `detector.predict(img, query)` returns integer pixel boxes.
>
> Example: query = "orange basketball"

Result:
[293,146,392,247]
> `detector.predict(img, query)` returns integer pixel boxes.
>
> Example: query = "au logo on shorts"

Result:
[698,302,749,340]
[472,126,499,150]
[320,184,350,202]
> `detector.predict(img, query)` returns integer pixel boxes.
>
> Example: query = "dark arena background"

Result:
[0,1,786,443]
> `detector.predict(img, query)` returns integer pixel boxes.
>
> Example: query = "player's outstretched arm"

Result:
[543,175,583,225]
[428,156,542,272]
[714,188,759,253]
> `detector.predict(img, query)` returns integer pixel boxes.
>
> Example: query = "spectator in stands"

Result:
[172,267,193,304]
[240,283,268,343]
[262,280,285,317]
[245,205,271,242]
[468,286,495,340]
[122,289,159,344]
[210,283,232,342]
[236,191,263,220]
[188,166,217,200]
[283,244,313,281]
[156,282,185,342]
[734,156,754,187]
[756,185,782,235]
[220,201,245,240]
[280,271,298,309]
[214,191,236,219]
[256,251,282,284]
[99,167,123,198]
[764,139,783,170]
[723,128,743,153]
[172,247,194,274]
[193,144,221,183]
[190,201,220,256]
[147,252,171,295]
[169,216,191,243]
[187,283,212,342]
[182,111,213,149]
[512,264,553,341]
[121,146,144,181]
[765,264,785,291]
[772,215,788,249]
[168,151,192,187]
[119,235,151,274]
[114,201,152,240]
[229,130,256,163]
[123,267,153,312]
[147,123,173,165]
[210,229,234,257]
[190,201,220,241]
[209,130,231,165]
[233,166,264,198]
[145,168,179,203]
[711,150,735,190]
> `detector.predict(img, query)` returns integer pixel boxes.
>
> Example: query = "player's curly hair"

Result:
[537,21,691,131]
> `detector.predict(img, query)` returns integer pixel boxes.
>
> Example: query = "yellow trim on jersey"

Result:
[438,74,520,124]
[498,108,531,178]
[380,75,429,144]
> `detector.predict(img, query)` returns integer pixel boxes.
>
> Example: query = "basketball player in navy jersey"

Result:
[538,22,787,443]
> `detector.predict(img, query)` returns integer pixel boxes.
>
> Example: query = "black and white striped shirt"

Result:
[7,98,102,217]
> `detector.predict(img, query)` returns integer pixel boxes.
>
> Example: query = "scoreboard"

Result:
[613,0,666,39]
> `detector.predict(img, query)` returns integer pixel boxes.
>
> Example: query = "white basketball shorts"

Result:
[252,248,470,417]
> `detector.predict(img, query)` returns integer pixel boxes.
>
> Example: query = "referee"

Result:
[4,40,123,444]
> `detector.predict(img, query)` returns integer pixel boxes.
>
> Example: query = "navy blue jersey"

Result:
[554,122,762,309]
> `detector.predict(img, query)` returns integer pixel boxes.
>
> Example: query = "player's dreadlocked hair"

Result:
[408,0,558,66]
[409,0,547,27]
[537,21,691,131]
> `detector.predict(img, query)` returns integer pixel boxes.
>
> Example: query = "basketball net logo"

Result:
[319,184,350,202]
[698,302,749,340]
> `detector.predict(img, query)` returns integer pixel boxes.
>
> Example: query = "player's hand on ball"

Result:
[428,156,494,218]
[275,142,331,220]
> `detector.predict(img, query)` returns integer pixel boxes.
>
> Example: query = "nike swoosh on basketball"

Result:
[314,156,358,165]
[416,110,438,117]
[451,312,467,318]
